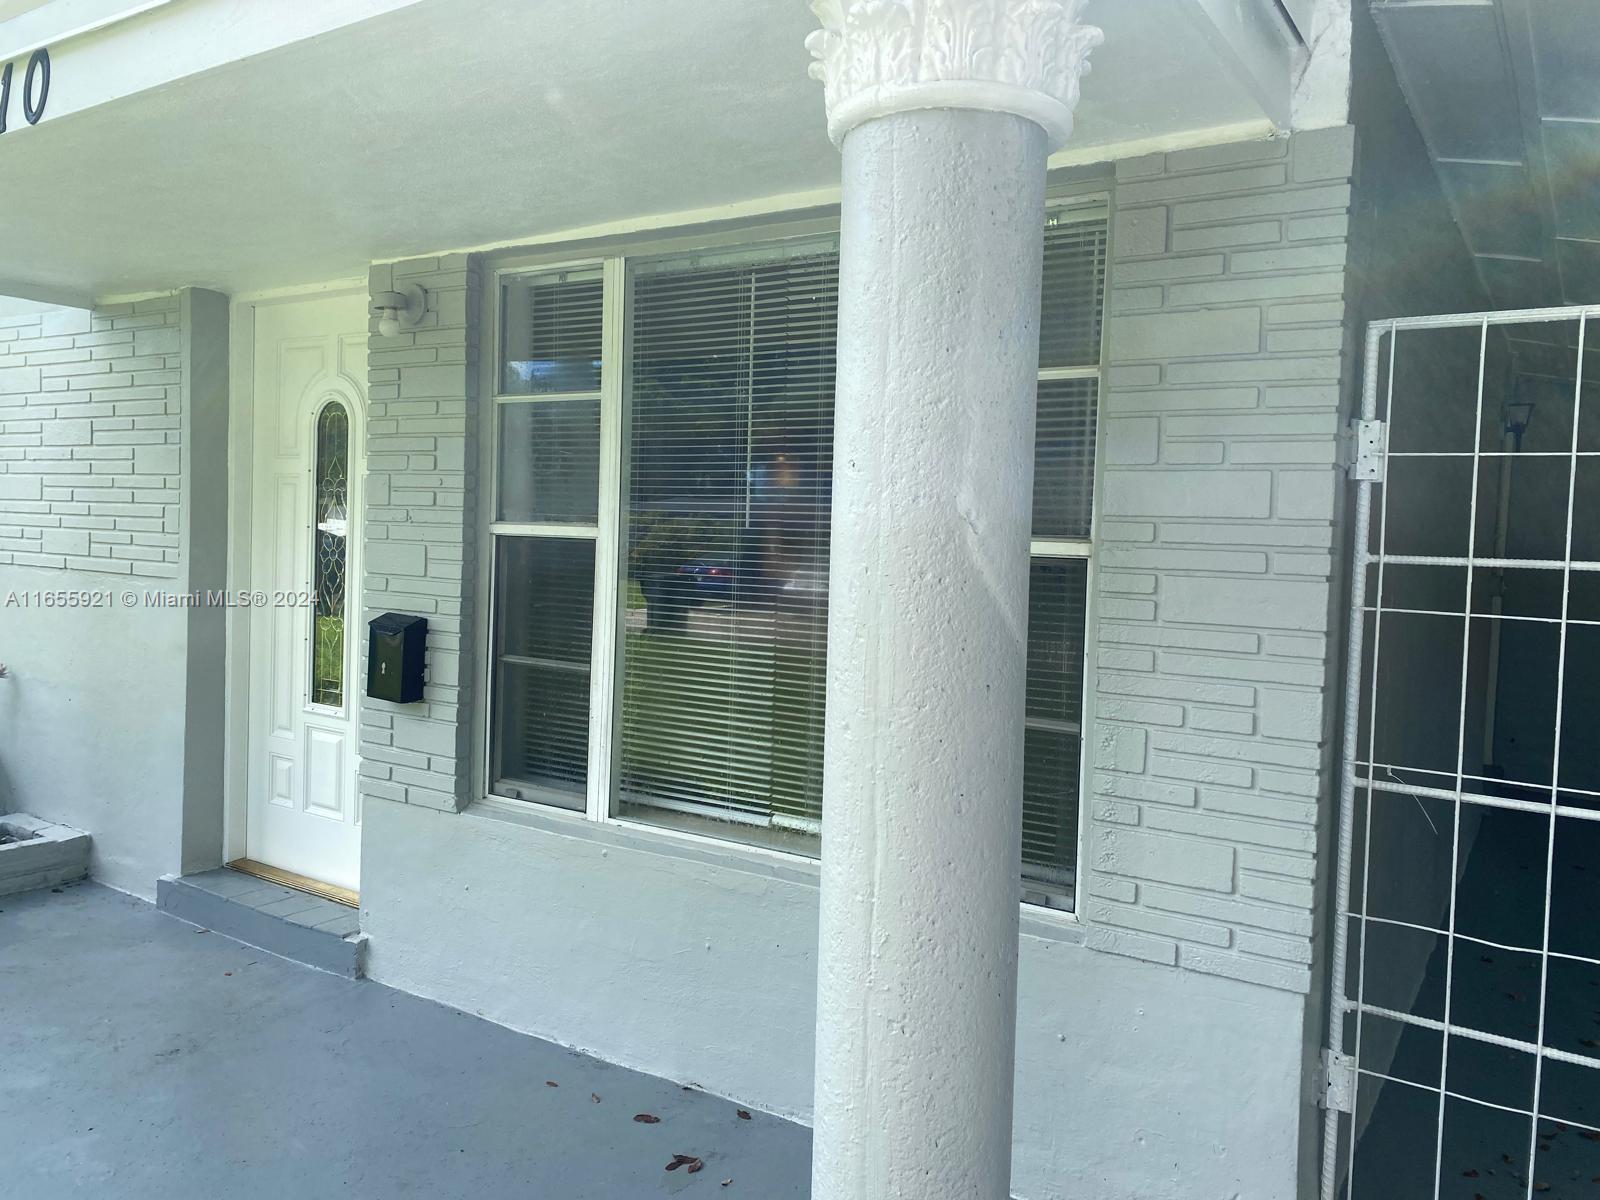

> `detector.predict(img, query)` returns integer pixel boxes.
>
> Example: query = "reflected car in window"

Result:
[677,560,735,602]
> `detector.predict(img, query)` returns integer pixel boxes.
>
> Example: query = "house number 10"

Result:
[0,47,50,135]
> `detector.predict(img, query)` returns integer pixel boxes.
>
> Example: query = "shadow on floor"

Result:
[1348,810,1600,1199]
[0,882,811,1200]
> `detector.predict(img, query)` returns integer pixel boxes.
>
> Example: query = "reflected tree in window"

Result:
[618,244,838,844]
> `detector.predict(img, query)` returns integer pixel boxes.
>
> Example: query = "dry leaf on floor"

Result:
[634,1114,661,1124]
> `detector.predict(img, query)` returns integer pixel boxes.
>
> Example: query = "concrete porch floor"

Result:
[0,882,811,1199]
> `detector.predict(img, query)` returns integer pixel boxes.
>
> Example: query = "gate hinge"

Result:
[1345,419,1386,481]
[1321,1049,1355,1114]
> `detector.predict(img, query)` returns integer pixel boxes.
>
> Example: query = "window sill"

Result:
[1021,904,1086,945]
[466,795,824,889]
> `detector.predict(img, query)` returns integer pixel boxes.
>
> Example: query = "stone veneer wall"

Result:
[358,256,482,814]
[0,298,186,574]
[1084,126,1356,994]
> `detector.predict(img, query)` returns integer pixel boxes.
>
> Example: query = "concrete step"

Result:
[157,868,365,978]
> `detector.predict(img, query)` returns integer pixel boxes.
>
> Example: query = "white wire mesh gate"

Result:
[1325,305,1600,1199]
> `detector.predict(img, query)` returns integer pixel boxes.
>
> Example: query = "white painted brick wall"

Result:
[359,255,481,813]
[1085,128,1357,993]
[351,133,1358,988]
[0,297,184,577]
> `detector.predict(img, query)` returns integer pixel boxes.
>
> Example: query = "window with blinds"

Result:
[614,238,838,851]
[1023,205,1108,912]
[1039,216,1108,370]
[483,206,1104,897]
[490,266,607,808]
[491,536,596,805]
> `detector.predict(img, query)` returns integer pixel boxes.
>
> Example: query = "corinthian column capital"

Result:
[806,0,1103,150]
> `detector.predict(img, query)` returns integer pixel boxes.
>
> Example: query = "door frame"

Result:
[222,280,370,869]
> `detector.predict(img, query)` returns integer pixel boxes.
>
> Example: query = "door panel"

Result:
[246,294,367,891]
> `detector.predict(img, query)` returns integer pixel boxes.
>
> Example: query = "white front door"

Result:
[245,293,368,891]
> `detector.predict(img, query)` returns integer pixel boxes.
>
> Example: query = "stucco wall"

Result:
[362,796,1308,1200]
[0,291,228,897]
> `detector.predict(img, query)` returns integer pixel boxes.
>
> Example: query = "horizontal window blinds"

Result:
[1022,557,1088,893]
[1025,206,1107,909]
[490,268,605,809]
[1034,377,1099,541]
[492,536,596,808]
[500,268,603,395]
[1038,215,1107,370]
[617,239,839,838]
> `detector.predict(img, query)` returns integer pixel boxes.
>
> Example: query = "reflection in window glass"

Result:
[1023,206,1108,913]
[491,537,596,809]
[1022,557,1088,909]
[616,240,838,852]
[497,399,602,524]
[311,402,349,708]
[1034,378,1098,541]
[1038,216,1107,370]
[479,209,1107,901]
[500,268,603,396]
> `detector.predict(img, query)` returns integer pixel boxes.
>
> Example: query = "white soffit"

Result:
[0,0,1295,303]
[0,0,171,61]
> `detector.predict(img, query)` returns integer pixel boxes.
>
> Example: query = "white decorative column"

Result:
[807,4,1101,1198]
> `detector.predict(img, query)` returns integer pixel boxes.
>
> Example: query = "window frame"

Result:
[1023,193,1111,915]
[481,255,617,816]
[474,194,1110,909]
[476,216,839,847]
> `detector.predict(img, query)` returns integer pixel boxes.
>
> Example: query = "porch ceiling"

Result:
[0,0,1296,304]
[1372,0,1600,311]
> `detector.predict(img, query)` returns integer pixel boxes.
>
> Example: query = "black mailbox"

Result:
[367,613,427,703]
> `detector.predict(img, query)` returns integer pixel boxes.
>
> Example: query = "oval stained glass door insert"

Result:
[311,401,349,708]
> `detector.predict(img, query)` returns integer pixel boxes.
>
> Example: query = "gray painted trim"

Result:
[179,288,230,874]
[157,873,366,977]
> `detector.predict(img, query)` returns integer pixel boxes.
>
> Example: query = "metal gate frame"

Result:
[1323,303,1600,1199]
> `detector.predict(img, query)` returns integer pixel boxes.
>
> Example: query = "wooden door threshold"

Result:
[227,858,359,908]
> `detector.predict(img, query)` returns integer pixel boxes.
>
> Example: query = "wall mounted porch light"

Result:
[371,283,427,337]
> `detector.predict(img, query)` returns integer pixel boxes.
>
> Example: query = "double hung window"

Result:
[487,201,1106,909]
[1022,205,1108,911]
